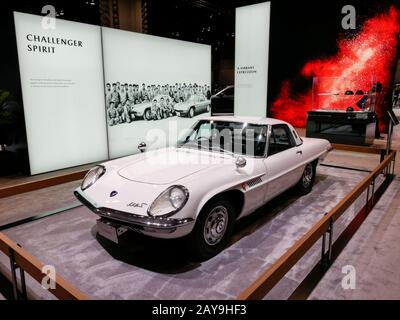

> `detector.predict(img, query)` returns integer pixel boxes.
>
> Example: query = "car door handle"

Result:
[296,150,303,155]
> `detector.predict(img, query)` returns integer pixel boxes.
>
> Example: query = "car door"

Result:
[263,124,304,202]
[198,94,208,112]
[236,125,269,217]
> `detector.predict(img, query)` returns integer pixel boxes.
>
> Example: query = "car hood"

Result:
[117,147,230,185]
[174,102,192,110]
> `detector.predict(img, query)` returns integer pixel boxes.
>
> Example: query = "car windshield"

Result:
[177,120,267,157]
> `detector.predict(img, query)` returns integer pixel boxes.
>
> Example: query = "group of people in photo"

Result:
[105,82,211,126]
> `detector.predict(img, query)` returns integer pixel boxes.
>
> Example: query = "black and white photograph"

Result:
[105,81,211,126]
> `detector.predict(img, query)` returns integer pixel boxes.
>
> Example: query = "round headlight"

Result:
[81,165,105,191]
[148,185,189,217]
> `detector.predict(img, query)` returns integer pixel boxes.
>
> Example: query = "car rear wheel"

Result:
[188,107,195,118]
[144,109,151,121]
[295,162,316,195]
[187,198,235,260]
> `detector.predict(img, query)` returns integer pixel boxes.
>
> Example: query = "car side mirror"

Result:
[138,142,147,153]
[235,156,246,168]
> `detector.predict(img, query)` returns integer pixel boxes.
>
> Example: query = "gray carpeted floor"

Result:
[309,176,400,300]
[0,166,376,300]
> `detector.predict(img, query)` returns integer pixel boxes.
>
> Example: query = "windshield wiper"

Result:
[210,145,235,157]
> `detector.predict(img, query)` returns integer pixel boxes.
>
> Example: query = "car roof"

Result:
[205,115,289,126]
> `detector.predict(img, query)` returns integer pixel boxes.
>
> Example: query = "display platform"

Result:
[306,111,377,146]
[309,174,400,299]
[0,165,384,300]
[0,163,92,199]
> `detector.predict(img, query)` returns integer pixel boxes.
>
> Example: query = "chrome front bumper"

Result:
[74,189,195,238]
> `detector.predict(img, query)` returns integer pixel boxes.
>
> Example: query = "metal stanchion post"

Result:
[371,175,375,206]
[321,232,326,268]
[8,248,19,300]
[16,244,27,300]
[327,218,333,264]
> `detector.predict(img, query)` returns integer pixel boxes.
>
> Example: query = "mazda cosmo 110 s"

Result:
[74,116,331,259]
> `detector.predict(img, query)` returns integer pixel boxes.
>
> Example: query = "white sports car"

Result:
[75,116,331,259]
[174,94,210,118]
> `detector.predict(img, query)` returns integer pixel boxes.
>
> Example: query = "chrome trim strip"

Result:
[74,190,194,231]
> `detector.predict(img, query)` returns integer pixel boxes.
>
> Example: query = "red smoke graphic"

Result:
[270,6,400,131]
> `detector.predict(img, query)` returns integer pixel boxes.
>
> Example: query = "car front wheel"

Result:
[295,162,316,195]
[144,109,151,120]
[188,107,195,118]
[187,198,235,260]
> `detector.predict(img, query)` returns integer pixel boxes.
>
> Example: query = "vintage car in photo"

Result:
[131,94,174,120]
[174,93,210,118]
[74,116,331,260]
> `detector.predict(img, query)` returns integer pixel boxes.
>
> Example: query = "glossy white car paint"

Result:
[75,116,331,239]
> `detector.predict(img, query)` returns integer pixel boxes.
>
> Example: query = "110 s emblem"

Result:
[127,202,147,208]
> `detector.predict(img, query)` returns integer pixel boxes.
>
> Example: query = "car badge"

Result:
[110,190,118,197]
[127,202,147,208]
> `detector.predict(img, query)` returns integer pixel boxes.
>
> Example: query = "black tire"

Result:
[144,109,151,121]
[295,162,316,195]
[188,107,195,118]
[186,197,235,261]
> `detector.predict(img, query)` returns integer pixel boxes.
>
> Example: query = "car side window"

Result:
[268,125,295,156]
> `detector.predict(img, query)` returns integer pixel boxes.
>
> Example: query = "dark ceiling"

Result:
[143,0,262,60]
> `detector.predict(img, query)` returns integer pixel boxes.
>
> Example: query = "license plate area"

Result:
[97,220,119,243]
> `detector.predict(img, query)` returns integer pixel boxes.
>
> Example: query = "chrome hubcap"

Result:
[203,206,228,246]
[302,163,313,187]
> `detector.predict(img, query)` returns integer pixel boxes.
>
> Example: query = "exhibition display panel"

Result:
[13,12,211,174]
[14,12,108,175]
[306,77,378,145]
[101,27,211,159]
